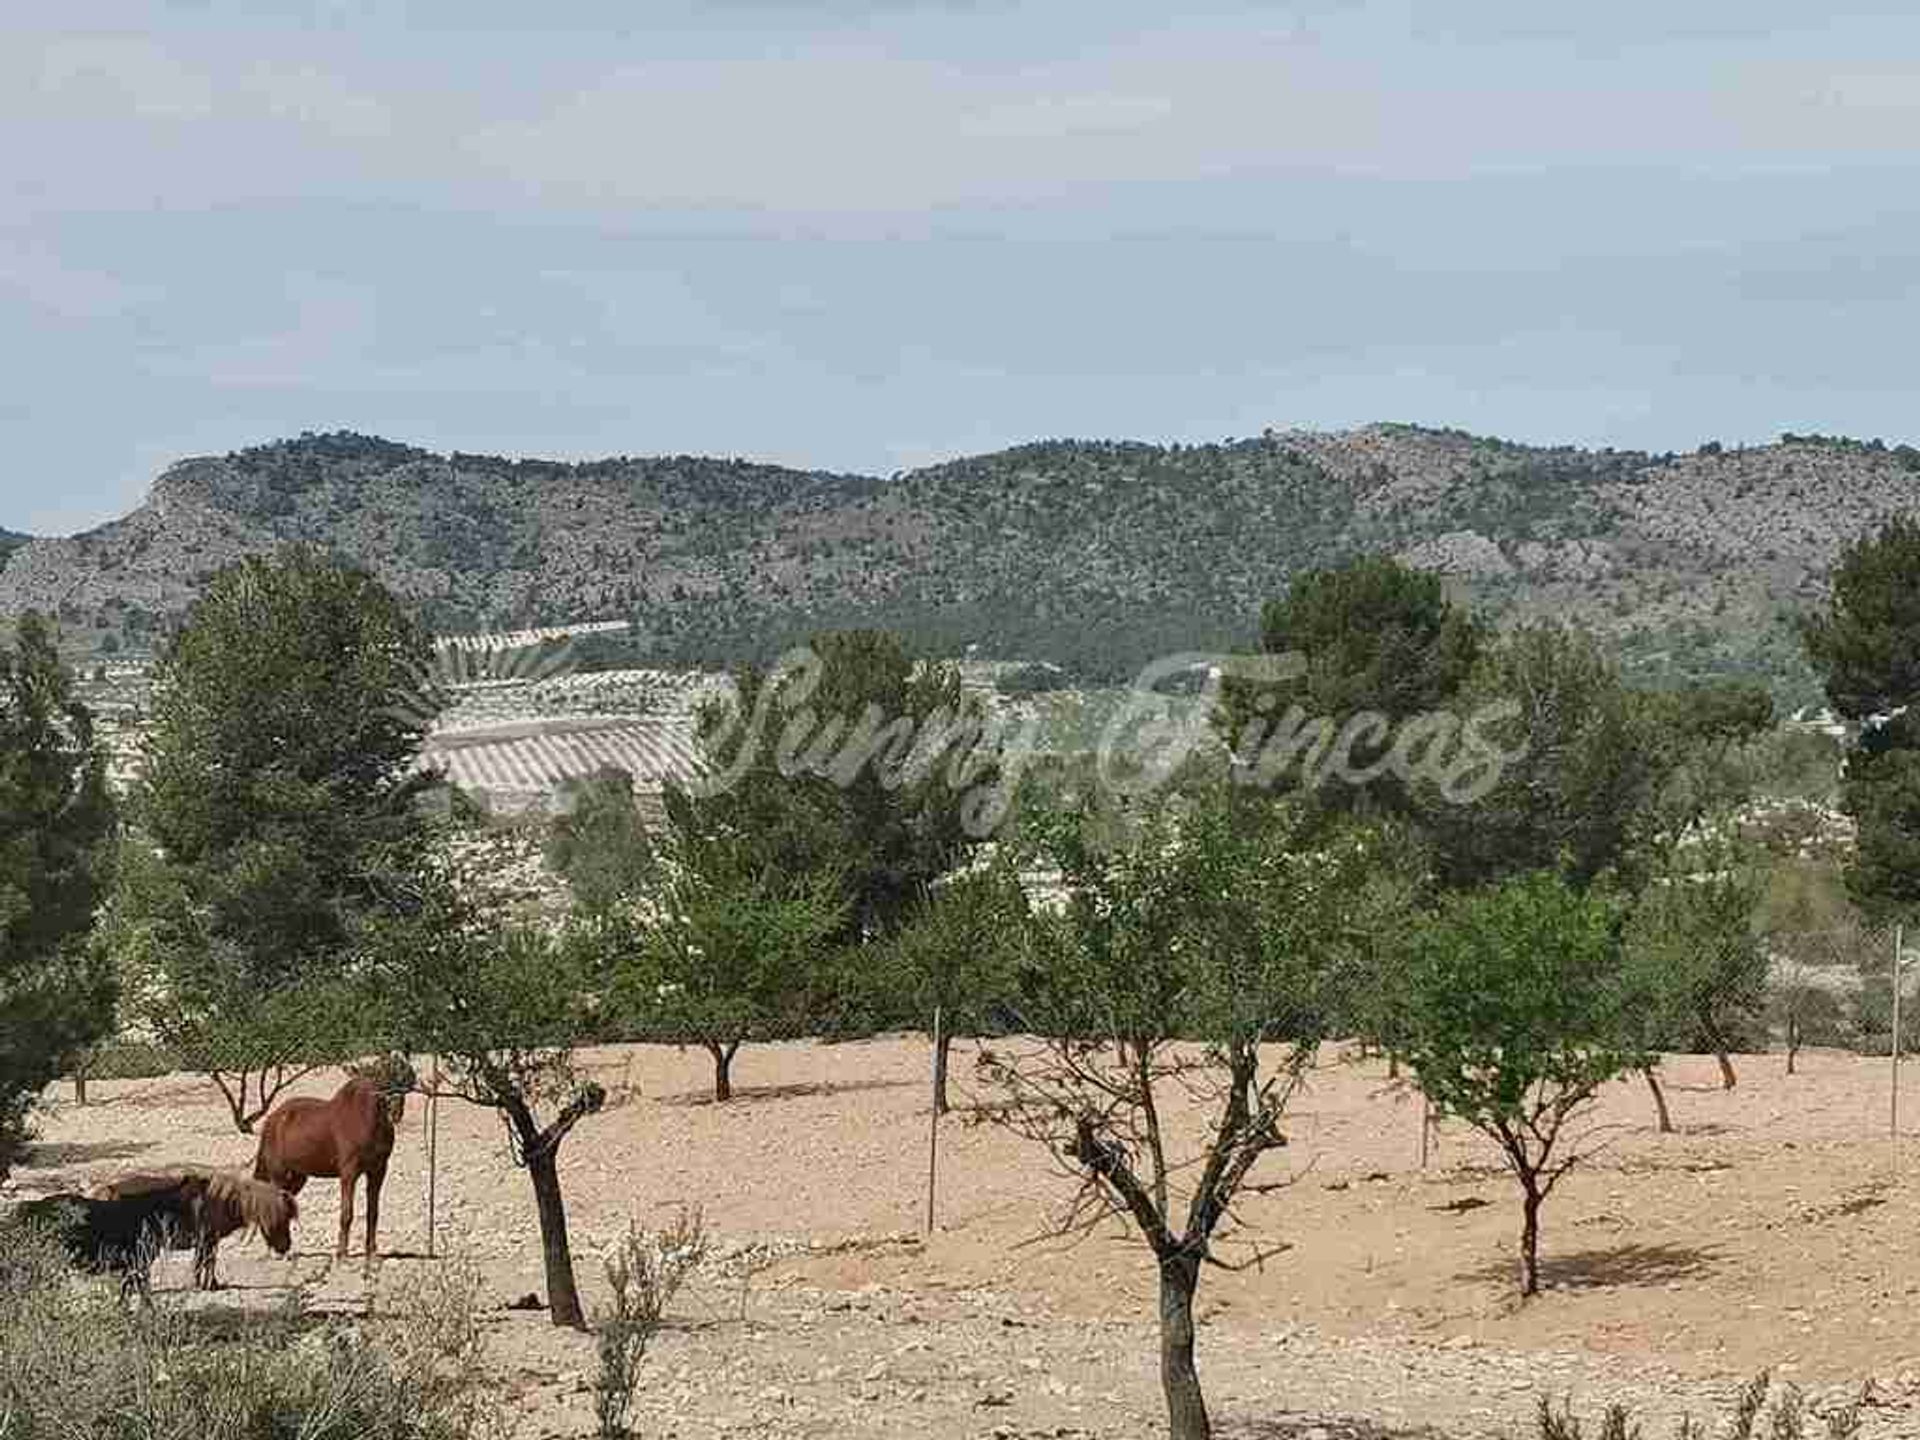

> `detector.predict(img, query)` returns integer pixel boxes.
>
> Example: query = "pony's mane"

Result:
[203,1169,297,1234]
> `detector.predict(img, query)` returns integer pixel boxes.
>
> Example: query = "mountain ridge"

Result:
[9,424,1920,703]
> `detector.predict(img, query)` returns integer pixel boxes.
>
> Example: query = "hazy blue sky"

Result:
[8,2,1920,533]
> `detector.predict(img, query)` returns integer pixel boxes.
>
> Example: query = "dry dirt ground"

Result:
[12,1039,1920,1438]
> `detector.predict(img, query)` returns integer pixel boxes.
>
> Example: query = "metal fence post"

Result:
[1894,927,1905,1142]
[427,1054,441,1259]
[925,1008,943,1237]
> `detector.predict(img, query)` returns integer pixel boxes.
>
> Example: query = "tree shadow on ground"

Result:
[1611,1155,1735,1178]
[105,1078,236,1110]
[1227,1416,1450,1438]
[22,1137,155,1168]
[652,1077,918,1108]
[1458,1241,1720,1292]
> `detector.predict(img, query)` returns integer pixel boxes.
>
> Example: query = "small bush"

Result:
[593,1207,708,1439]
[1537,1373,1862,1440]
[0,1220,509,1440]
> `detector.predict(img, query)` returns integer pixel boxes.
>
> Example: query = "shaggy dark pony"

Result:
[89,1166,298,1290]
[9,1182,206,1304]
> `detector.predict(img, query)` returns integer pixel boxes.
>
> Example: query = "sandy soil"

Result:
[11,1039,1920,1437]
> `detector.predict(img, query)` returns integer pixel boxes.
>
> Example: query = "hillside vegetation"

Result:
[7,426,1920,701]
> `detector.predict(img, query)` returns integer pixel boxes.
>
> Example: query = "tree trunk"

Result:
[708,1042,736,1103]
[1158,1250,1210,1440]
[932,1029,952,1117]
[1786,1015,1799,1076]
[526,1145,586,1329]
[1519,1182,1543,1297]
[213,1070,255,1134]
[1715,1049,1737,1090]
[1642,1067,1674,1134]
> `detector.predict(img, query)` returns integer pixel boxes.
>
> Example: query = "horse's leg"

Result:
[336,1166,359,1261]
[125,1251,153,1310]
[362,1162,386,1274]
[195,1231,221,1291]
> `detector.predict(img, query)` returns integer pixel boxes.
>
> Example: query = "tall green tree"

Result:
[687,629,1001,945]
[123,549,439,1128]
[1802,516,1920,919]
[1217,555,1484,819]
[0,614,117,1175]
[1637,678,1775,842]
[546,767,654,921]
[1386,872,1641,1296]
[1425,622,1661,891]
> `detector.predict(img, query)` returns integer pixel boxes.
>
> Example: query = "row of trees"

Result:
[3,515,1916,1440]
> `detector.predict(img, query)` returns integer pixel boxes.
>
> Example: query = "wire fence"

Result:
[57,921,1919,1094]
[36,923,1920,1262]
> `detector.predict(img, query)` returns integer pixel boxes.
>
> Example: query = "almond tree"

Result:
[1386,871,1642,1296]
[373,828,607,1329]
[885,851,1034,1114]
[1621,842,1769,1093]
[614,822,845,1103]
[977,795,1409,1440]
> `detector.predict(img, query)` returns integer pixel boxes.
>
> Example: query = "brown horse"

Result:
[252,1075,400,1270]
[91,1166,298,1290]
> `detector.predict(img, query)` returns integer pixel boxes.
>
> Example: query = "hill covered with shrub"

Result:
[7,425,1920,703]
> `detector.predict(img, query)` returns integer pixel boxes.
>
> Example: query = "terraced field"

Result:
[420,713,706,811]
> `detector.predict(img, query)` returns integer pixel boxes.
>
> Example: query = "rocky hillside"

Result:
[9,426,1920,703]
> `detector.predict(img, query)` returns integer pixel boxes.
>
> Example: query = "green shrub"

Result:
[593,1208,707,1439]
[1537,1373,1862,1440]
[0,1222,511,1440]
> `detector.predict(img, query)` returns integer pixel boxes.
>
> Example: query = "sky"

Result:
[7,2,1920,534]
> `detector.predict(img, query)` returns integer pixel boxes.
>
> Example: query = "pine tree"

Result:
[0,613,116,1174]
